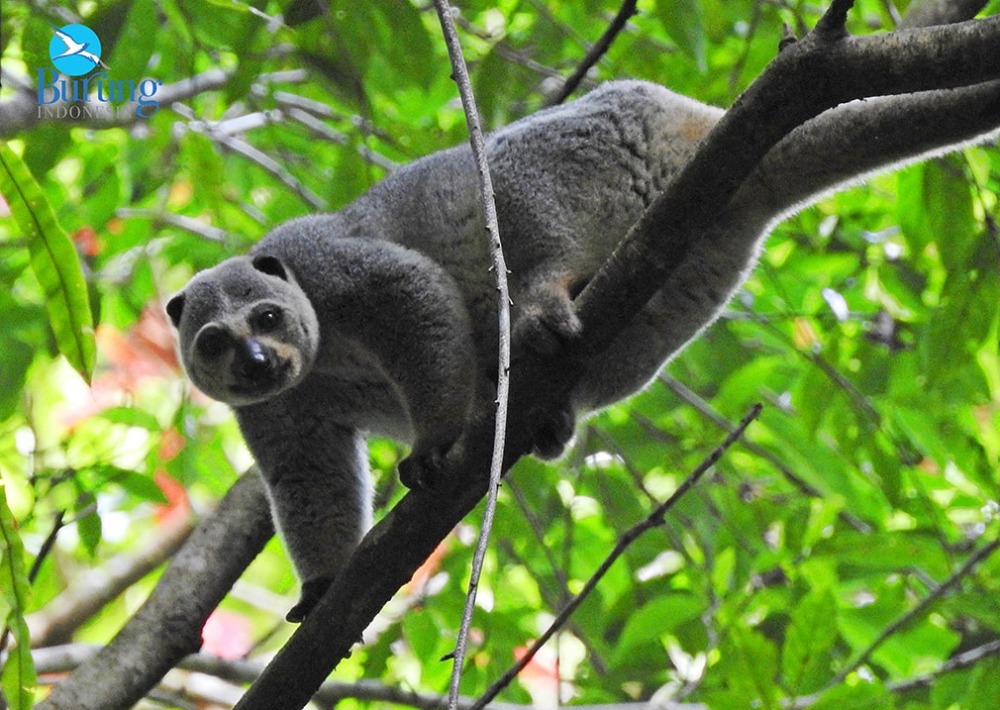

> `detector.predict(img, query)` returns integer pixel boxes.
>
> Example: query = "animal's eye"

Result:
[196,327,229,359]
[254,308,283,332]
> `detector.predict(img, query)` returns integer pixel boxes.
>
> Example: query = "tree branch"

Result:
[175,115,326,210]
[36,472,272,710]
[36,641,710,709]
[887,638,1000,693]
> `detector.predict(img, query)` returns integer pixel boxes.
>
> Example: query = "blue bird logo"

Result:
[49,23,110,77]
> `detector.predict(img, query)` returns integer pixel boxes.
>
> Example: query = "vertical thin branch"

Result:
[430,2,512,708]
[471,403,763,710]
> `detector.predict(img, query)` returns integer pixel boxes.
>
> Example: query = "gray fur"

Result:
[168,79,998,620]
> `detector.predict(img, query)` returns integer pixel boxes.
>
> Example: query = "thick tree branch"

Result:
[36,472,272,710]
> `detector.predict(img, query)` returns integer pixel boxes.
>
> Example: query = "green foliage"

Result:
[0,483,36,710]
[0,1,997,709]
[0,142,95,384]
[655,0,707,72]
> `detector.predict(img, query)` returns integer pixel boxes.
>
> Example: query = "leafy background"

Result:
[1,1,999,708]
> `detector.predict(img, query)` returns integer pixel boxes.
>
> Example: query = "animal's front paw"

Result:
[399,447,448,491]
[286,575,333,623]
[532,405,576,459]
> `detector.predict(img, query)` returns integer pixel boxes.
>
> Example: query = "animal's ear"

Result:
[252,255,289,281]
[166,292,186,327]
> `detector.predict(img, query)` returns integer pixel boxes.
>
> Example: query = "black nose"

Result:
[235,339,275,381]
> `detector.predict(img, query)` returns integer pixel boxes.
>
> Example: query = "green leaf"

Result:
[0,142,95,383]
[782,587,837,693]
[655,0,707,72]
[109,470,169,505]
[0,337,33,421]
[724,627,781,709]
[339,0,436,91]
[613,592,704,664]
[105,0,159,82]
[74,492,102,559]
[403,609,445,661]
[82,465,169,505]
[99,407,162,431]
[814,531,950,578]
[0,482,36,710]
[951,657,1000,710]
[897,160,976,271]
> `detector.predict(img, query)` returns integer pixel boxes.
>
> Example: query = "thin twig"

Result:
[430,3,511,708]
[832,538,1000,685]
[27,510,65,584]
[789,637,1000,708]
[472,404,763,709]
[543,0,639,107]
[887,638,1000,693]
[282,107,399,172]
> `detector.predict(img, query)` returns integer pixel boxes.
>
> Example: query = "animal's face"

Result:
[166,255,320,406]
